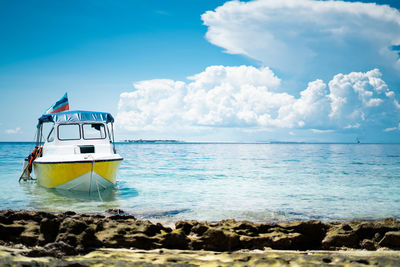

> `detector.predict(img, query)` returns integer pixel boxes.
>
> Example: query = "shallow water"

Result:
[1,142,399,222]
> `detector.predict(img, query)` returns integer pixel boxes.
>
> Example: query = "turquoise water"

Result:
[1,142,399,222]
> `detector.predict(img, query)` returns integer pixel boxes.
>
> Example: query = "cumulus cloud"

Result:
[117,66,281,131]
[328,69,396,128]
[116,66,399,135]
[117,0,400,141]
[202,0,400,73]
[5,127,21,134]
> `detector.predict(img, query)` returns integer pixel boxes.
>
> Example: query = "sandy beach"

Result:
[2,246,400,266]
[0,209,400,266]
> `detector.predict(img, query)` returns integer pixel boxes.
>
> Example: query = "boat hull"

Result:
[33,159,122,192]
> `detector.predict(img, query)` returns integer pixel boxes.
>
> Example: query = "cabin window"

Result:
[58,124,81,140]
[83,123,106,139]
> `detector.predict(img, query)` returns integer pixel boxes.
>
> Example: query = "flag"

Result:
[45,93,69,114]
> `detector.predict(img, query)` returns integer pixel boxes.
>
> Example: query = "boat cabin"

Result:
[37,110,117,157]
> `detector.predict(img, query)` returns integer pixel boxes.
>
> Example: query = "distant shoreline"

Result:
[123,139,182,143]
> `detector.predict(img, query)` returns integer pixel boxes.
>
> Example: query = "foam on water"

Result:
[0,142,399,222]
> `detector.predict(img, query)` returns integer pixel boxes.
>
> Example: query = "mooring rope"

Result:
[87,154,103,201]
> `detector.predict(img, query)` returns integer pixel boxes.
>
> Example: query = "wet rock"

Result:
[379,231,400,248]
[118,219,166,236]
[24,241,76,258]
[355,222,377,240]
[355,219,400,243]
[0,219,41,246]
[251,231,305,250]
[373,219,400,236]
[199,229,240,251]
[256,223,274,234]
[231,221,259,236]
[0,209,13,224]
[272,232,305,250]
[96,219,161,249]
[360,239,376,250]
[62,211,76,217]
[80,227,101,249]
[175,220,197,235]
[108,214,136,220]
[55,217,101,252]
[157,222,172,233]
[105,208,125,214]
[374,232,382,242]
[106,233,158,249]
[44,241,76,255]
[191,223,209,235]
[140,220,166,236]
[381,218,400,228]
[4,210,44,223]
[125,234,159,249]
[341,224,353,231]
[278,220,328,249]
[239,235,273,250]
[39,217,61,243]
[19,222,40,246]
[91,214,106,219]
[159,229,190,249]
[0,223,25,242]
[0,209,400,254]
[24,247,56,258]
[57,233,78,247]
[322,225,359,249]
[58,218,88,235]
[94,220,105,232]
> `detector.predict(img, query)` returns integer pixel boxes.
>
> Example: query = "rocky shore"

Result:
[0,209,400,266]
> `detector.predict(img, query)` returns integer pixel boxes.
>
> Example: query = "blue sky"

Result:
[1,0,400,142]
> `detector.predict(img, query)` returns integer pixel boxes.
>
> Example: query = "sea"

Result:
[0,142,399,223]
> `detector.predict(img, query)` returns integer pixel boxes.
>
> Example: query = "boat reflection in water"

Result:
[19,181,123,213]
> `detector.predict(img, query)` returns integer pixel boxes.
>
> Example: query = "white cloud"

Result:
[328,69,396,128]
[384,127,397,132]
[311,129,334,134]
[201,0,400,73]
[394,99,400,109]
[116,66,398,135]
[5,127,21,134]
[117,66,283,131]
[344,123,361,129]
[117,79,186,131]
[384,123,400,132]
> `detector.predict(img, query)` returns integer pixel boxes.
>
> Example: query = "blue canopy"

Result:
[38,110,114,125]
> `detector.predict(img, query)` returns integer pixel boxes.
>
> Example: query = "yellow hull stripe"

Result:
[33,160,122,188]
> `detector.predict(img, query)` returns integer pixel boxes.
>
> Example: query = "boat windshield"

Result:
[58,124,81,140]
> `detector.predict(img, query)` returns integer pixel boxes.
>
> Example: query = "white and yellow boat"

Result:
[22,110,123,192]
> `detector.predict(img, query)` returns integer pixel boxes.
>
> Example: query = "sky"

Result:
[1,0,400,143]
